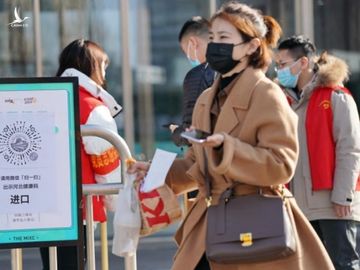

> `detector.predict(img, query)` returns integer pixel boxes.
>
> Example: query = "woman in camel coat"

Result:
[129,2,334,270]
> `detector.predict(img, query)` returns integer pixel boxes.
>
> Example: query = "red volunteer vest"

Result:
[306,86,360,191]
[79,87,109,222]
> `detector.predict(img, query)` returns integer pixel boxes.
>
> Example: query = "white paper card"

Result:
[140,149,177,193]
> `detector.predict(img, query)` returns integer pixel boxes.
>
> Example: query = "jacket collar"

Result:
[290,73,319,110]
[290,53,349,110]
[61,68,122,117]
[198,67,264,134]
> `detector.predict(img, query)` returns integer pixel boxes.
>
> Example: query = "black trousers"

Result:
[311,220,360,270]
[195,254,211,270]
[40,225,87,270]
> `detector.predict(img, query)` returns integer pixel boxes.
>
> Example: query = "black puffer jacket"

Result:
[171,63,215,146]
[182,63,215,126]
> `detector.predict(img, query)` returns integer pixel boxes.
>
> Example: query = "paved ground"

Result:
[0,235,178,270]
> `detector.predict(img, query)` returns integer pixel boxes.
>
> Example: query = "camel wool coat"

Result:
[165,67,334,270]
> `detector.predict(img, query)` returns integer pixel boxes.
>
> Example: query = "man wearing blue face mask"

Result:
[276,35,360,270]
[169,17,215,148]
[165,17,215,207]
[179,16,210,68]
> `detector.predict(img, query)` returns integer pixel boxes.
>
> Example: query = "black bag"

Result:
[206,188,296,263]
[203,152,296,264]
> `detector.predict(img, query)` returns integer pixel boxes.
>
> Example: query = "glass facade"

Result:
[0,1,34,77]
[0,0,358,158]
[313,0,360,109]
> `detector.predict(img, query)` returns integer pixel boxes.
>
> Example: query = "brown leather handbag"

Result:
[204,154,296,264]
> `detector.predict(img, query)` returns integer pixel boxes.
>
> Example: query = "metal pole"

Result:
[56,0,66,49]
[11,249,22,270]
[82,183,138,270]
[137,0,155,158]
[209,0,217,17]
[295,0,314,42]
[49,247,58,270]
[120,0,135,152]
[125,254,137,270]
[100,221,109,270]
[33,0,43,76]
[294,0,301,35]
[86,195,96,270]
[81,125,137,270]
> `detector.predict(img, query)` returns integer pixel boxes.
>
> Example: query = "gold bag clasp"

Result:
[240,232,253,247]
[205,196,212,207]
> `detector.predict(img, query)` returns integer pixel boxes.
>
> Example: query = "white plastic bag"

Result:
[112,173,141,257]
[103,164,122,212]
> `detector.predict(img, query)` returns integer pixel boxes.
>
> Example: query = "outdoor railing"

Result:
[10,125,136,270]
[81,124,136,270]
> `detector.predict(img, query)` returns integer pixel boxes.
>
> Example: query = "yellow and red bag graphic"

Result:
[137,184,183,236]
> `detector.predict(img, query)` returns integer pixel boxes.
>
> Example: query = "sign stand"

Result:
[0,77,83,269]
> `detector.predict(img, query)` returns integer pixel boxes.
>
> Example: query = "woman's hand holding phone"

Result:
[203,133,225,148]
[180,128,224,148]
[180,129,211,143]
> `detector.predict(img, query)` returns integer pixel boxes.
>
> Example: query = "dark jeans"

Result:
[40,225,86,270]
[311,219,360,270]
[195,254,210,270]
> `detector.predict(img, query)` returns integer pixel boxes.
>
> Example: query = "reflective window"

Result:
[0,2,34,77]
[314,0,360,110]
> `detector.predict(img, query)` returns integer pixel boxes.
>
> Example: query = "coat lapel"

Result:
[214,67,265,134]
[196,77,220,133]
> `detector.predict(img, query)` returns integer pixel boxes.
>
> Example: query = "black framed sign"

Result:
[0,77,82,249]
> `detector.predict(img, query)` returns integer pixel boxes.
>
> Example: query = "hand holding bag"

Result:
[204,152,296,264]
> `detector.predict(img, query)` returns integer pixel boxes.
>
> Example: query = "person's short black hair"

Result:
[278,35,316,59]
[178,16,210,42]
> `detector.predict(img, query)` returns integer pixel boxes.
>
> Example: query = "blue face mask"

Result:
[188,58,201,68]
[276,60,301,88]
[187,42,201,68]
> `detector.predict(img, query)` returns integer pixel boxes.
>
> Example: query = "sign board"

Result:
[0,77,81,249]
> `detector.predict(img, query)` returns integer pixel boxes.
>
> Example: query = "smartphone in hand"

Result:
[180,129,211,143]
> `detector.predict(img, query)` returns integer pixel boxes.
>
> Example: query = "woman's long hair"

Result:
[56,39,109,87]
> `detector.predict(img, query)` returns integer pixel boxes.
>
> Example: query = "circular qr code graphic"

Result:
[0,121,42,165]
[29,152,38,161]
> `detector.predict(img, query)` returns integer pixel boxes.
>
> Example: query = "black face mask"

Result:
[206,42,246,74]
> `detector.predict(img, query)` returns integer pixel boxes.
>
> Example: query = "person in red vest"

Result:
[275,35,360,270]
[40,39,122,270]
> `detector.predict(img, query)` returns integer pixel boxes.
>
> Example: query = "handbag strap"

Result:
[203,149,290,207]
[203,149,213,207]
[203,148,239,207]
